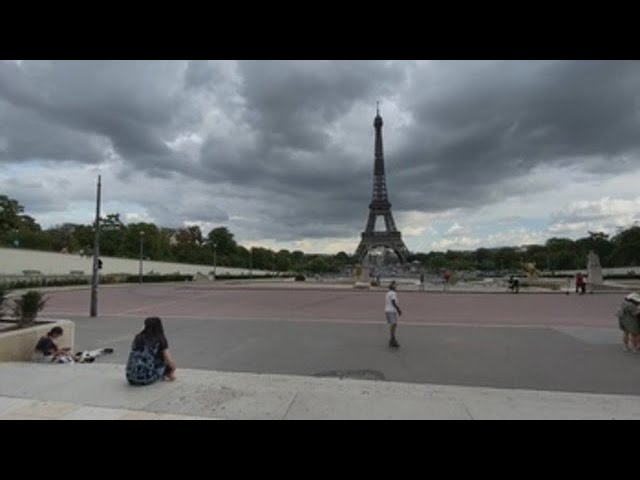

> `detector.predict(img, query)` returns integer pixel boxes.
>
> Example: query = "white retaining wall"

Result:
[0,247,266,277]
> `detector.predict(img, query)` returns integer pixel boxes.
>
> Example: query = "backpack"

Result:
[125,339,162,385]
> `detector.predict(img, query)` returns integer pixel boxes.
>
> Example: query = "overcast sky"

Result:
[1,60,639,254]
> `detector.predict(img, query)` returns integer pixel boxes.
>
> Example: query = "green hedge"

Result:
[1,272,297,290]
[214,274,294,280]
[123,274,194,283]
[1,277,90,290]
[546,274,640,280]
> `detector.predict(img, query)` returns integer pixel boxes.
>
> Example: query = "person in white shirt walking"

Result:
[385,281,403,348]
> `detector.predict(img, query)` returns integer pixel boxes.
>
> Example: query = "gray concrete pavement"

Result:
[65,314,640,396]
[4,285,640,419]
[1,362,640,420]
[33,285,639,396]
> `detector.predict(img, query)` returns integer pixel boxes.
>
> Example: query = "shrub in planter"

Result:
[295,274,306,282]
[11,290,48,328]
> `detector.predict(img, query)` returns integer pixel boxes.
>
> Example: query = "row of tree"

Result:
[2,194,640,274]
[406,230,640,272]
[0,195,349,274]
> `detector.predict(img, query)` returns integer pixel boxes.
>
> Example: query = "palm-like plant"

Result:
[11,291,48,328]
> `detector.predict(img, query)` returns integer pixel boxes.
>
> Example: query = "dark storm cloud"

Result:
[184,60,230,90]
[237,60,405,153]
[1,60,639,244]
[0,100,107,163]
[391,60,640,211]
[0,60,186,171]
[1,177,71,213]
[147,201,229,228]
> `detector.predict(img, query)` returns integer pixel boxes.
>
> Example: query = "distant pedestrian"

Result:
[508,275,520,294]
[443,270,451,291]
[419,273,425,291]
[576,272,586,294]
[385,281,402,348]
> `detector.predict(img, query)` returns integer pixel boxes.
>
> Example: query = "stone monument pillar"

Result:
[587,250,603,286]
[352,264,371,289]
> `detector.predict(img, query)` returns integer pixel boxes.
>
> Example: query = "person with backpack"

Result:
[126,317,177,385]
[617,293,640,352]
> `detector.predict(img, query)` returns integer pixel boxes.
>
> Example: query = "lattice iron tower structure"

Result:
[355,105,410,263]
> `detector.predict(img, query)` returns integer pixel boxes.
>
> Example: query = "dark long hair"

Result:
[48,326,63,337]
[139,317,167,345]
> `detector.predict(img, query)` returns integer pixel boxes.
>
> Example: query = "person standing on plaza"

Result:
[576,272,586,294]
[385,281,402,348]
[617,293,640,352]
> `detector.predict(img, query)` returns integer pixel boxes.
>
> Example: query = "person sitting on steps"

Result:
[126,317,177,385]
[32,327,73,363]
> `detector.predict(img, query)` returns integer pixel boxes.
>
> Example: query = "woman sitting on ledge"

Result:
[126,317,177,386]
[32,326,73,363]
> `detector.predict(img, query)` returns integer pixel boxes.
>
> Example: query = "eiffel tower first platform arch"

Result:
[355,106,410,264]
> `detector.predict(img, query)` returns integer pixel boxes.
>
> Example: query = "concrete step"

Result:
[1,362,640,419]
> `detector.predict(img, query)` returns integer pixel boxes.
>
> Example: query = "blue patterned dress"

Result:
[125,335,167,386]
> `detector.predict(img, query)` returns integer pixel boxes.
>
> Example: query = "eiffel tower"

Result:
[355,105,410,264]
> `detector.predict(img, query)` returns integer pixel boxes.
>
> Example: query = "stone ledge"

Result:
[0,319,74,362]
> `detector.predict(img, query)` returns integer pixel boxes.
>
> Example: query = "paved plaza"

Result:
[2,282,639,419]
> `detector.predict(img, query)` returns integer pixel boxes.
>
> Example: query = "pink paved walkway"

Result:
[42,284,622,328]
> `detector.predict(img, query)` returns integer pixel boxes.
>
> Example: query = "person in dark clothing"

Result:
[125,317,176,385]
[33,326,72,363]
[508,275,520,294]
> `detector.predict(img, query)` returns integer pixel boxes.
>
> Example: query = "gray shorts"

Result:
[385,312,398,324]
[619,315,640,335]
